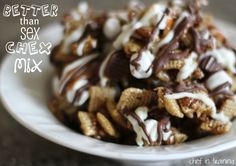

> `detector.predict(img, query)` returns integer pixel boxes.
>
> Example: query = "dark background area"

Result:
[0,0,236,165]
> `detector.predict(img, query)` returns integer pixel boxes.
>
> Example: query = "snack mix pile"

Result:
[49,0,236,146]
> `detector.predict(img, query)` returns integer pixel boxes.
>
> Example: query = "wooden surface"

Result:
[1,0,236,165]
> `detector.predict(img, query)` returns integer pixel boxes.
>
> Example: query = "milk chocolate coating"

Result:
[104,50,131,81]
[199,56,223,73]
[174,82,206,93]
[210,82,233,98]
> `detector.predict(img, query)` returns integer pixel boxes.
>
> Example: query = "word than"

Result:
[6,41,52,55]
[20,17,39,26]
[3,4,58,17]
[14,58,42,73]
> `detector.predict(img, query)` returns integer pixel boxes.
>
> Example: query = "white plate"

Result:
[1,20,236,162]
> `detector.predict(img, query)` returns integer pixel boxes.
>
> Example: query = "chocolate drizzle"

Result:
[199,56,223,73]
[130,54,141,70]
[199,55,233,98]
[188,1,202,24]
[210,82,233,98]
[190,28,214,55]
[157,116,171,144]
[128,110,172,145]
[59,56,99,104]
[130,112,153,144]
[153,16,195,74]
[72,84,90,104]
[190,28,202,54]
[174,82,206,93]
[147,8,171,49]
[130,8,170,71]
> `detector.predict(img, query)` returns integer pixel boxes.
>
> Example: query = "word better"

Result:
[3,4,58,17]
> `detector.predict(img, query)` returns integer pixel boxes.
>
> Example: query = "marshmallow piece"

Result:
[163,122,172,141]
[103,17,121,40]
[144,119,158,142]
[206,70,233,91]
[130,50,155,79]
[135,106,149,120]
[78,1,89,14]
[70,10,81,20]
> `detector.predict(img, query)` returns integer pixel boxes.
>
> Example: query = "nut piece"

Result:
[200,120,232,134]
[220,99,236,119]
[164,97,184,118]
[163,60,184,70]
[72,35,97,56]
[170,128,188,144]
[192,68,205,80]
[88,86,116,112]
[212,29,226,44]
[230,72,236,91]
[155,87,165,109]
[124,41,142,55]
[78,111,97,136]
[82,36,98,55]
[50,96,77,119]
[156,71,170,82]
[106,99,127,128]
[162,18,174,38]
[96,112,119,138]
[133,26,152,41]
[117,88,154,111]
[49,99,65,122]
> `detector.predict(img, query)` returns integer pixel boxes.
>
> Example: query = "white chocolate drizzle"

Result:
[177,52,198,81]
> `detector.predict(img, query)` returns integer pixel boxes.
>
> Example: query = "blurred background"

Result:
[0,0,236,165]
